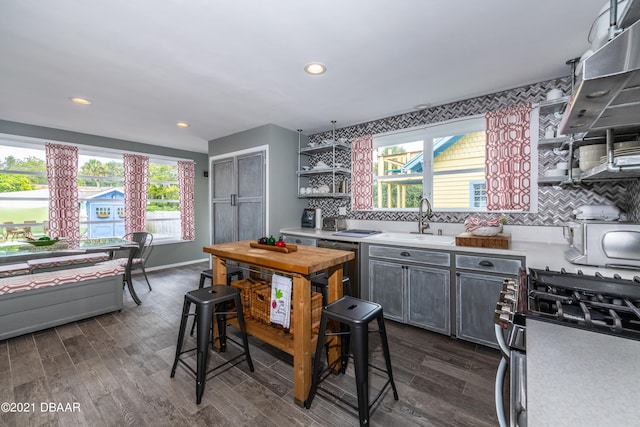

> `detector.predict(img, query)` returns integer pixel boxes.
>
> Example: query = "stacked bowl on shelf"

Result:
[579,141,640,172]
[544,161,569,178]
[579,144,606,171]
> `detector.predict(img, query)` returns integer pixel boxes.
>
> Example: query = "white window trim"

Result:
[372,112,539,214]
[0,133,186,240]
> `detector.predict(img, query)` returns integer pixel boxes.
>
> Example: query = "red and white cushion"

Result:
[0,260,124,296]
[0,263,30,278]
[26,252,110,270]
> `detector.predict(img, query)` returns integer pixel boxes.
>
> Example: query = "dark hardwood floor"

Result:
[0,262,501,426]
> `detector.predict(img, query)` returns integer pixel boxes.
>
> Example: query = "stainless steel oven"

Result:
[494,266,640,426]
[494,270,528,427]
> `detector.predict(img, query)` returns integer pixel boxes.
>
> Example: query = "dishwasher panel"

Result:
[316,239,360,299]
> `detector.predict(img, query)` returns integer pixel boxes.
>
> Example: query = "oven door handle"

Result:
[495,357,509,427]
[512,351,528,427]
[495,324,510,359]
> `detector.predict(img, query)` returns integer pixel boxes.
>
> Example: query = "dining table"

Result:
[0,237,141,303]
[203,240,354,406]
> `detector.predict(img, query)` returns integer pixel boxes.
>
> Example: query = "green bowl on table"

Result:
[25,238,60,246]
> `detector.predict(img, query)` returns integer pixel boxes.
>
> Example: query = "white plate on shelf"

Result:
[544,168,567,177]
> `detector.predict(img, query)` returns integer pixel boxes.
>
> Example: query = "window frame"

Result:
[371,115,487,212]
[0,135,187,242]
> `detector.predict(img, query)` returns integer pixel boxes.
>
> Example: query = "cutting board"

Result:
[249,242,298,253]
[455,232,511,249]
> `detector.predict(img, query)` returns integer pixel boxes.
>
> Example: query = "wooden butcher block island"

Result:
[203,240,354,405]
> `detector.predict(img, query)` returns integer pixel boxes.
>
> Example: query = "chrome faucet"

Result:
[418,196,433,234]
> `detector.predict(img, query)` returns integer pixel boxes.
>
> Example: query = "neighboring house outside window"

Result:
[371,116,488,211]
[470,181,487,208]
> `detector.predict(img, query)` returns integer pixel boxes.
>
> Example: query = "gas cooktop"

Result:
[527,268,640,340]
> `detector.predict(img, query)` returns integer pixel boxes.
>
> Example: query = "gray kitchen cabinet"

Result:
[454,253,524,348]
[211,150,265,244]
[367,244,451,335]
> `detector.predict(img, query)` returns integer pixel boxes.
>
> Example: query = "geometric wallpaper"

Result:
[305,76,639,225]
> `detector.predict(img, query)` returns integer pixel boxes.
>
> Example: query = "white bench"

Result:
[0,260,125,340]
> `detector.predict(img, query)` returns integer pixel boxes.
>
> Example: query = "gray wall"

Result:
[209,124,306,236]
[0,119,210,268]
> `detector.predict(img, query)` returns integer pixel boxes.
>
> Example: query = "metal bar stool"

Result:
[190,267,244,336]
[305,296,398,426]
[311,274,352,372]
[171,285,254,404]
[311,273,351,306]
[199,266,244,288]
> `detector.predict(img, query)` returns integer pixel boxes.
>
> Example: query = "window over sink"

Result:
[362,112,537,213]
[371,116,489,211]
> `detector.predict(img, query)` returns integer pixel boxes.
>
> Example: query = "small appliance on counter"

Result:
[301,208,316,228]
[572,204,621,221]
[322,216,347,231]
[563,220,640,269]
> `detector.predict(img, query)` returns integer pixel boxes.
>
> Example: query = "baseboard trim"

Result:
[143,258,209,273]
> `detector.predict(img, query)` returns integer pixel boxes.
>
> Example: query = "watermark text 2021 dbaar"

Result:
[1,402,80,413]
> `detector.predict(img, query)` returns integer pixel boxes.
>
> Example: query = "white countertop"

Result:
[280,224,640,280]
[527,319,640,426]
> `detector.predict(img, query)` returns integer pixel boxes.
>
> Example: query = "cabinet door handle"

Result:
[479,260,494,267]
[230,194,237,206]
[400,251,411,257]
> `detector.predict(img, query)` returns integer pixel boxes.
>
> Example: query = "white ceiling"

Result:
[0,0,607,153]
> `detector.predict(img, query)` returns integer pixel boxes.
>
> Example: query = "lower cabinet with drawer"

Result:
[365,244,451,335]
[454,253,524,348]
[363,243,525,348]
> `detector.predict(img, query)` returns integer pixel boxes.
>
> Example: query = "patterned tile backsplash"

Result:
[305,77,640,225]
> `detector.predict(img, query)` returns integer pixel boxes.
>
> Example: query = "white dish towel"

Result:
[270,274,292,329]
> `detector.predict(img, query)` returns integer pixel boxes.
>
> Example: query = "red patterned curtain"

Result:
[178,160,195,241]
[123,154,149,235]
[45,143,80,248]
[485,103,532,211]
[351,135,374,210]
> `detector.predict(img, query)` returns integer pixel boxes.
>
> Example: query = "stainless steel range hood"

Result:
[559,15,640,137]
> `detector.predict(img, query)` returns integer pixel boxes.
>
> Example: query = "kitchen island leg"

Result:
[293,274,312,406]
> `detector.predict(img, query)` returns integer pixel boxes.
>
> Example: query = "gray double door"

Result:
[211,150,265,244]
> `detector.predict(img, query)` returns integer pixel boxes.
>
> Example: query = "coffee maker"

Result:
[301,208,316,228]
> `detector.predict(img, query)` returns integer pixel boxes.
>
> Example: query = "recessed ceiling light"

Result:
[176,122,190,128]
[70,97,92,105]
[304,62,327,75]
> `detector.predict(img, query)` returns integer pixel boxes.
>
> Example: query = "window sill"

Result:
[152,238,195,246]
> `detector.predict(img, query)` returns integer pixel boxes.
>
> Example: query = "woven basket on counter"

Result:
[230,278,268,318]
[250,285,323,335]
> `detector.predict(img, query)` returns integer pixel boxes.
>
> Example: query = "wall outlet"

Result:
[338,206,347,216]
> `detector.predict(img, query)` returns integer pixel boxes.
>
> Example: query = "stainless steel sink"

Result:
[366,232,455,246]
